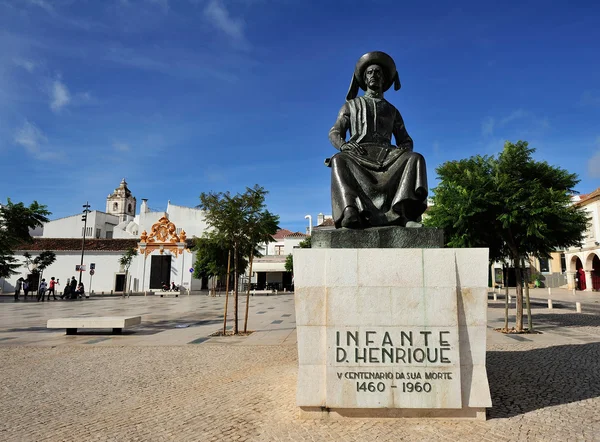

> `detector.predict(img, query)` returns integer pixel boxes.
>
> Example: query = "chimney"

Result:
[141,199,149,214]
[317,213,324,226]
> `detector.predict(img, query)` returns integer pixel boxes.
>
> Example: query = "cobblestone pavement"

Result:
[2,294,600,441]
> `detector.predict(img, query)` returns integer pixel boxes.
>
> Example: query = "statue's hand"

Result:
[341,141,367,155]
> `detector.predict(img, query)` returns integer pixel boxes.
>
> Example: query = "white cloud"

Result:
[588,137,600,179]
[482,109,550,138]
[580,90,600,107]
[14,121,47,154]
[499,109,528,126]
[50,79,71,112]
[481,117,494,137]
[147,0,169,12]
[13,58,37,72]
[26,0,54,13]
[113,141,131,152]
[13,120,62,160]
[204,0,246,43]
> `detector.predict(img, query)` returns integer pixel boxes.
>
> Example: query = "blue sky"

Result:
[1,0,599,233]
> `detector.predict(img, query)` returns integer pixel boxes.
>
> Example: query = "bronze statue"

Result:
[327,51,428,229]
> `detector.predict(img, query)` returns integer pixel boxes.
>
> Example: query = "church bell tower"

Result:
[106,178,137,222]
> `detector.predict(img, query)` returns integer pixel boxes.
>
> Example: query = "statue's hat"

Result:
[346,51,401,101]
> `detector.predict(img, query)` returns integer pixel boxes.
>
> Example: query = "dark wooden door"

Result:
[150,255,171,289]
[257,272,266,290]
[115,274,125,292]
[282,272,293,290]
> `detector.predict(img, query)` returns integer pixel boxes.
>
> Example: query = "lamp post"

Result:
[79,202,91,285]
[305,214,312,235]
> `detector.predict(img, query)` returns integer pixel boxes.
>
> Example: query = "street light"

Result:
[304,214,312,235]
[79,202,91,285]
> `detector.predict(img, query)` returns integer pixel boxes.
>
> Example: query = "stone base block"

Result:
[298,406,487,420]
[294,247,491,418]
[312,226,444,249]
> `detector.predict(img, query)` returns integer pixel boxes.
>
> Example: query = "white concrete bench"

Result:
[47,316,142,335]
[252,289,278,296]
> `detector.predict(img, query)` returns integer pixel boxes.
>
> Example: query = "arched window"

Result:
[128,203,132,213]
[113,202,118,211]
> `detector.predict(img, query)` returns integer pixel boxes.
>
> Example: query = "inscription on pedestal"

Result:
[326,327,461,408]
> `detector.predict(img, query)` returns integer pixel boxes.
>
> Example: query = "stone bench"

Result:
[47,316,142,335]
[252,289,277,296]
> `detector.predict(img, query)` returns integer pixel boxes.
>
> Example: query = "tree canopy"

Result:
[0,199,50,279]
[192,233,247,282]
[425,141,588,331]
[197,185,279,334]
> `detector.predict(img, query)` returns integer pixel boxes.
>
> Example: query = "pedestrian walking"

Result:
[37,279,47,302]
[60,277,70,299]
[22,278,30,300]
[70,277,77,300]
[46,277,58,301]
[14,277,23,301]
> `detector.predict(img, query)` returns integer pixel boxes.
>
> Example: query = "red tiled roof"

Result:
[272,229,293,240]
[578,187,600,205]
[16,238,139,252]
[317,218,335,227]
[286,232,308,238]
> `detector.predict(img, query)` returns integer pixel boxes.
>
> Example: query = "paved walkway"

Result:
[0,292,297,347]
[1,292,600,441]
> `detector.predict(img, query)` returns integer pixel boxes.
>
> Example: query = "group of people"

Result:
[161,281,179,292]
[14,276,85,301]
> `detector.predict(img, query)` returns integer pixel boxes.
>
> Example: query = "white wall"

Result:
[42,211,121,239]
[4,251,127,293]
[2,248,199,294]
[566,199,600,252]
[284,237,304,254]
[165,203,209,238]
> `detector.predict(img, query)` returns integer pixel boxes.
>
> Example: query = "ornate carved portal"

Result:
[138,216,188,257]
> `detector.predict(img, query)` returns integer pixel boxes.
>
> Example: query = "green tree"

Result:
[284,254,294,273]
[284,236,312,273]
[119,247,138,296]
[23,251,57,290]
[425,141,588,332]
[193,234,240,293]
[198,185,278,335]
[0,199,50,279]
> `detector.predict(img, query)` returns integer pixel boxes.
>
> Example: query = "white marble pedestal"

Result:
[293,248,492,420]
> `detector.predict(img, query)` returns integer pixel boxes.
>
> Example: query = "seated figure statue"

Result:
[327,51,428,229]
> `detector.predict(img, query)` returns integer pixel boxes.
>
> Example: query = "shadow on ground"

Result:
[0,318,224,336]
[488,302,570,310]
[487,342,600,419]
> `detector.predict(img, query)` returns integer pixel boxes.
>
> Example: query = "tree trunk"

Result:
[223,250,231,335]
[503,264,509,331]
[233,243,239,335]
[244,252,254,333]
[514,255,524,332]
[522,258,533,332]
[123,269,128,297]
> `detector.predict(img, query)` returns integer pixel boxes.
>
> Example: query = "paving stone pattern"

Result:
[2,291,600,440]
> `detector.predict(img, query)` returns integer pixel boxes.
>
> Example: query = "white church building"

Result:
[1,179,306,296]
[2,179,211,295]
